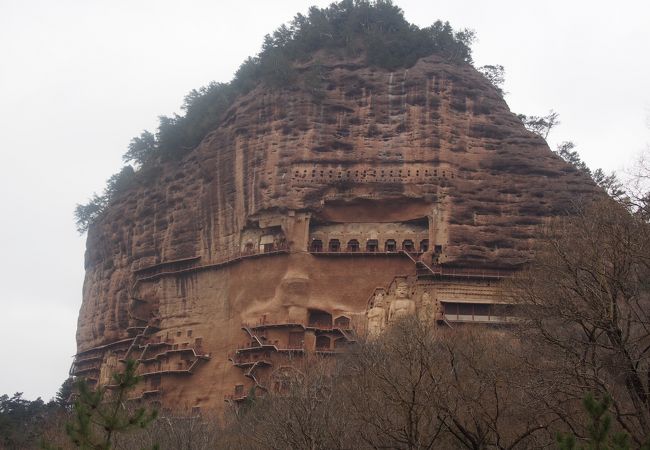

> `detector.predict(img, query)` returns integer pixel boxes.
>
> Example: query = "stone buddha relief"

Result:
[366,288,387,338]
[387,280,416,323]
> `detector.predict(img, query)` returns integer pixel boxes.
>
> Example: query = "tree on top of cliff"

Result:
[140,0,475,163]
[256,0,474,70]
[75,166,136,233]
[76,0,474,232]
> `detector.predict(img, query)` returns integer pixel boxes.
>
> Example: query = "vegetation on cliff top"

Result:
[74,0,619,234]
[74,0,475,232]
[125,0,474,165]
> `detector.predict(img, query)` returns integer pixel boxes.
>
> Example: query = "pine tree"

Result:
[557,394,633,450]
[54,378,74,409]
[45,360,158,450]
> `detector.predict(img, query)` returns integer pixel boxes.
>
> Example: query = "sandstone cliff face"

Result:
[75,55,596,411]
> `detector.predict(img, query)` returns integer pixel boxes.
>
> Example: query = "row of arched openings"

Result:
[307,310,350,351]
[316,335,347,350]
[307,310,351,329]
[310,239,428,253]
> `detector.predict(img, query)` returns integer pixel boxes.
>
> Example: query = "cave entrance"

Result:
[310,239,323,252]
[288,331,305,349]
[308,309,332,329]
[315,335,330,350]
[334,316,351,329]
[347,239,360,252]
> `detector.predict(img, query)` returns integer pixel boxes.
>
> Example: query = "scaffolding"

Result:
[228,317,358,399]
[132,243,290,286]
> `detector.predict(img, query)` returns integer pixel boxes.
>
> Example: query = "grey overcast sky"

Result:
[1,0,649,400]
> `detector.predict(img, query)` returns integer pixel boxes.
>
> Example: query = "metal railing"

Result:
[133,242,290,284]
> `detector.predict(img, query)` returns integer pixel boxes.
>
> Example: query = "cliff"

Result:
[74,53,596,411]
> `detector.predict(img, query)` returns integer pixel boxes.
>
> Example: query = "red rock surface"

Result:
[74,55,596,411]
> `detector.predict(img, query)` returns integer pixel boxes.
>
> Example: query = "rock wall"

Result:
[74,54,597,411]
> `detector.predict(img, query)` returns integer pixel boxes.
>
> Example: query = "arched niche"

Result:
[334,316,351,329]
[310,239,323,252]
[347,239,360,252]
[308,309,332,328]
[315,335,331,350]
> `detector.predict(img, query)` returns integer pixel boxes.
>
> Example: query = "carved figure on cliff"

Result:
[366,290,387,338]
[418,291,434,322]
[388,281,416,323]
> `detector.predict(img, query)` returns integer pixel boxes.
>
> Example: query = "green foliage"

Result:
[123,130,156,166]
[54,378,75,410]
[234,386,258,420]
[518,109,627,204]
[592,168,626,200]
[74,166,136,233]
[303,61,327,101]
[146,0,474,162]
[105,166,136,197]
[556,141,591,175]
[0,393,52,449]
[478,64,505,94]
[156,81,239,159]
[59,360,158,450]
[555,141,627,201]
[556,394,634,450]
[0,378,73,449]
[77,0,475,233]
[74,194,108,234]
[518,109,560,140]
[260,0,473,70]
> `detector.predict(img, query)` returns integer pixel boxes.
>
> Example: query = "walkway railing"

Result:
[224,393,248,403]
[438,312,518,324]
[309,249,423,257]
[132,243,290,284]
[233,342,305,353]
[241,319,353,331]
